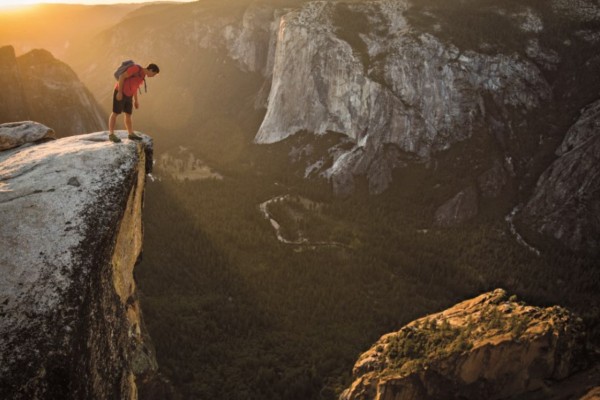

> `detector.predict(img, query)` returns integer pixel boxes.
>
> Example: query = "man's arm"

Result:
[134,91,139,109]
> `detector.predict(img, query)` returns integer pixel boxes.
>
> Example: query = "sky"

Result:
[0,0,194,8]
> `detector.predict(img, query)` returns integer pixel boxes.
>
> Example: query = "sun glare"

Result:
[0,1,37,10]
[0,0,195,8]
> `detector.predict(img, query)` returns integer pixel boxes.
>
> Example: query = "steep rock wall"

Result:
[0,124,155,399]
[254,0,551,193]
[516,98,600,256]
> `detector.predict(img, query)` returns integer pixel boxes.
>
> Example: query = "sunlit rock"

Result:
[0,129,155,399]
[340,289,590,400]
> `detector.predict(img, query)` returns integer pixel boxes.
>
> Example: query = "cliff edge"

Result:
[341,289,598,400]
[0,122,155,399]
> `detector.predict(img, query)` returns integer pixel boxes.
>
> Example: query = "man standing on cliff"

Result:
[108,63,160,143]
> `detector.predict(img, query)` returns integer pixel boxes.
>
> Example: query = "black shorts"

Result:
[112,89,133,114]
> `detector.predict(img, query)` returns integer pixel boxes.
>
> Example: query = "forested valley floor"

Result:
[137,144,599,400]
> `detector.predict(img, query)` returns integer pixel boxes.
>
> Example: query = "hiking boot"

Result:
[108,133,121,143]
[128,132,143,141]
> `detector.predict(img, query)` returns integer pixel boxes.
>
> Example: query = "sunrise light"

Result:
[0,0,194,9]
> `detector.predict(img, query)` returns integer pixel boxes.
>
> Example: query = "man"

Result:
[108,63,160,143]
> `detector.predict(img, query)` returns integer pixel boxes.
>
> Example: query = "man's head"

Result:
[146,63,160,77]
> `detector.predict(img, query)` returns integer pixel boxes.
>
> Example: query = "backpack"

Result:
[113,60,147,94]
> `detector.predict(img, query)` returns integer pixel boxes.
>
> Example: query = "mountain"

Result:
[0,45,106,137]
[341,289,599,400]
[0,122,166,399]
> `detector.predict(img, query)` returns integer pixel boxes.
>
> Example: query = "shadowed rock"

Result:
[434,186,479,227]
[517,98,600,256]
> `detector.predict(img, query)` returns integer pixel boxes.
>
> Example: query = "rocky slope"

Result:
[0,122,157,399]
[0,45,106,137]
[340,289,597,400]
[515,98,600,256]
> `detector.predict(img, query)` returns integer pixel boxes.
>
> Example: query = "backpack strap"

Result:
[132,65,147,95]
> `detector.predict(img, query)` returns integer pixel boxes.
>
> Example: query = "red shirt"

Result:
[114,65,145,97]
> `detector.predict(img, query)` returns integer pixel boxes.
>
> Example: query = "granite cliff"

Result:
[340,289,599,400]
[0,45,106,137]
[515,99,600,256]
[0,122,158,399]
[255,0,553,195]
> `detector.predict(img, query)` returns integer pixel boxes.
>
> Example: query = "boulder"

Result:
[0,121,55,151]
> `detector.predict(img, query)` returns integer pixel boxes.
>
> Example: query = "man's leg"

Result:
[124,113,133,135]
[124,113,143,140]
[109,90,122,143]
[108,112,117,135]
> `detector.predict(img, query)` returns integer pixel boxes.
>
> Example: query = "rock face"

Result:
[433,186,479,227]
[0,125,155,399]
[0,45,106,137]
[254,0,550,194]
[340,289,591,400]
[516,99,600,256]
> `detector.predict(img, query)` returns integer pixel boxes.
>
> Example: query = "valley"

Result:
[137,147,598,399]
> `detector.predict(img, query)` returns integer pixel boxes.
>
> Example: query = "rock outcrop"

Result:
[0,124,155,399]
[340,289,593,400]
[0,121,56,151]
[0,45,106,137]
[516,99,600,256]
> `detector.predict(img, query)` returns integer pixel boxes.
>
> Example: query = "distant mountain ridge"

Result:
[0,45,106,137]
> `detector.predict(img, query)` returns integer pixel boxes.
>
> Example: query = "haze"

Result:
[0,0,193,8]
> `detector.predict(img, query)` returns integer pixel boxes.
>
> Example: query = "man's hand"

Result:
[116,92,123,101]
[134,100,139,109]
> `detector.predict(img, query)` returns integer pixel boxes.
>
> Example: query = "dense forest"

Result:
[136,141,599,400]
